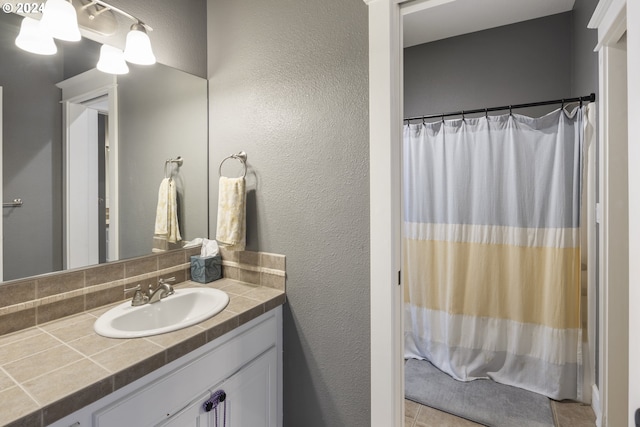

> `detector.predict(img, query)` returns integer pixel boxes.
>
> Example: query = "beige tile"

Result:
[22,358,110,406]
[145,324,206,349]
[552,400,596,427]
[244,286,284,302]
[260,252,286,271]
[85,263,125,287]
[36,271,85,299]
[91,339,164,373]
[185,246,201,259]
[0,280,36,309]
[415,405,483,427]
[85,301,121,318]
[260,272,286,290]
[217,280,258,296]
[38,313,94,333]
[3,344,83,383]
[405,416,415,427]
[158,250,186,269]
[124,256,158,278]
[4,409,41,427]
[36,296,84,324]
[223,266,240,280]
[219,247,238,262]
[0,369,17,391]
[0,332,60,365]
[0,309,36,336]
[238,268,260,285]
[0,327,41,348]
[0,386,40,426]
[160,270,186,285]
[264,294,287,313]
[238,250,260,266]
[226,295,263,315]
[66,333,124,357]
[405,399,420,419]
[41,315,96,342]
[113,352,165,390]
[85,285,125,311]
[165,333,207,363]
[201,311,239,342]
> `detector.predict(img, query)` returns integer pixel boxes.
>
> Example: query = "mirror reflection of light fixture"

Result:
[40,0,82,41]
[14,17,57,55]
[123,23,156,65]
[97,44,129,75]
[14,0,155,74]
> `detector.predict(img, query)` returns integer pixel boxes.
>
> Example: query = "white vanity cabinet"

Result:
[50,307,282,427]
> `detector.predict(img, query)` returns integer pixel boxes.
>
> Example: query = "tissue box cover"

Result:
[190,255,222,283]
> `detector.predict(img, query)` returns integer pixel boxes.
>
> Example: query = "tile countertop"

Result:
[0,279,286,427]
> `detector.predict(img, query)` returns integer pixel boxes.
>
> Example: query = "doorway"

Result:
[57,69,119,269]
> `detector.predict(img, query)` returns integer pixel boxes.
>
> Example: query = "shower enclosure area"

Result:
[401,0,599,418]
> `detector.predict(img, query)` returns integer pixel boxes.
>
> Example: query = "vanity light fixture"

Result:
[14,0,155,75]
[40,0,81,41]
[14,16,57,55]
[123,23,156,65]
[96,44,129,75]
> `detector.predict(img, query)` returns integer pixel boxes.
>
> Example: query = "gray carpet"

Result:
[405,359,555,427]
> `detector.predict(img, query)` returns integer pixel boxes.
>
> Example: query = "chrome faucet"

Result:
[148,277,176,304]
[125,277,176,306]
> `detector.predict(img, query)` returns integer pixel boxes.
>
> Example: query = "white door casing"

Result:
[57,69,119,268]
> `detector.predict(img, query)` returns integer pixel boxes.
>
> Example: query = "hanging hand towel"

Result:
[154,177,181,248]
[216,176,246,251]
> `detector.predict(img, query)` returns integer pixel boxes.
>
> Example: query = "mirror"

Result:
[1,12,208,282]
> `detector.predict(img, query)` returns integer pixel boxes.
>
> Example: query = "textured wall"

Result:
[404,12,573,119]
[207,0,370,425]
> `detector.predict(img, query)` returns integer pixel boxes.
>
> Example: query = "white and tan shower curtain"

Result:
[403,107,588,400]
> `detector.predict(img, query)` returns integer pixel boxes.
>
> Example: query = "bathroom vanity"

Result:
[49,307,282,427]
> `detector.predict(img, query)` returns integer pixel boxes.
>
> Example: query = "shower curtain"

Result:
[403,106,589,401]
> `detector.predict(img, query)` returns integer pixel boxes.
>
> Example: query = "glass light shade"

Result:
[123,25,156,65]
[40,0,81,42]
[15,17,57,55]
[97,45,129,75]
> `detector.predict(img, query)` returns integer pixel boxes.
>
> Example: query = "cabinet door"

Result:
[222,347,278,427]
[159,347,277,427]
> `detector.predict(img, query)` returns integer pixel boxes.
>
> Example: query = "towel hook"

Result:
[219,151,248,179]
[164,156,183,179]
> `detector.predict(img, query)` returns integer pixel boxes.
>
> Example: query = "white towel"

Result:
[216,176,246,251]
[154,177,181,244]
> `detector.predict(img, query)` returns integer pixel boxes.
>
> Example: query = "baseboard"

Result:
[592,384,603,427]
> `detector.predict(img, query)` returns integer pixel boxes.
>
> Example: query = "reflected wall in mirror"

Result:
[0,12,208,282]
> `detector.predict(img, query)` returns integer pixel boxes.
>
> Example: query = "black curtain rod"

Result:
[404,92,596,122]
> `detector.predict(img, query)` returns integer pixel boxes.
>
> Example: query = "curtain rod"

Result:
[404,93,596,122]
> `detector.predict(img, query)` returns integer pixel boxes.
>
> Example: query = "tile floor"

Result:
[405,398,597,427]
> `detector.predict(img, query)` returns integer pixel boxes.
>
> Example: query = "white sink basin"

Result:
[94,288,229,338]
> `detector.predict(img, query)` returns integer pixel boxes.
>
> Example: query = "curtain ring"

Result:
[485,108,488,119]
[422,116,426,126]
[580,98,583,108]
[441,113,444,123]
[461,110,465,121]
[561,99,565,110]
[509,105,512,116]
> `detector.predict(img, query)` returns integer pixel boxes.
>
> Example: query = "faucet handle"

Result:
[128,285,149,306]
[159,276,176,284]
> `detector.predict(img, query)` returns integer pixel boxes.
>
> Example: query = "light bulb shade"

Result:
[123,25,156,65]
[97,45,129,75]
[40,0,81,42]
[15,17,57,55]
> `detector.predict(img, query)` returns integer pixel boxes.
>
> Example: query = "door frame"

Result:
[366,0,640,425]
[57,69,119,267]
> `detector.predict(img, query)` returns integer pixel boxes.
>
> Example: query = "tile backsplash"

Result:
[0,247,285,336]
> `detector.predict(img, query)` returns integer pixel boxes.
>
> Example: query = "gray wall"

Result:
[1,12,64,280]
[207,0,370,425]
[571,0,599,98]
[118,64,208,259]
[404,12,574,119]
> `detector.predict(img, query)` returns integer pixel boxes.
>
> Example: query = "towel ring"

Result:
[164,156,183,179]
[219,151,247,178]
